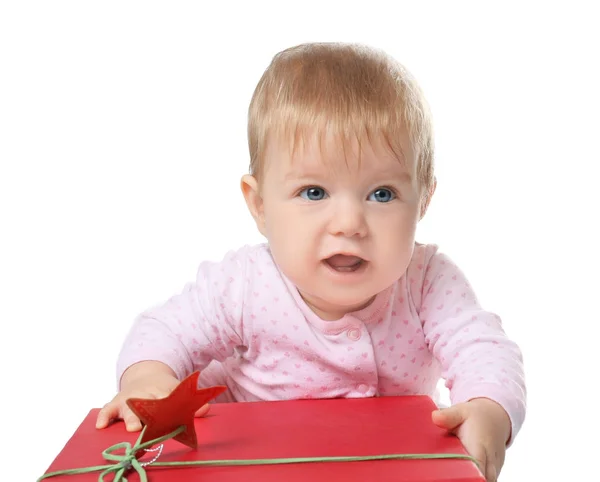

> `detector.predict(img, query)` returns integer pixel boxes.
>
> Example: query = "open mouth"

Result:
[324,254,366,273]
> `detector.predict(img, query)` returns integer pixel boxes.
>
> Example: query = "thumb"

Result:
[432,405,467,432]
[194,403,211,418]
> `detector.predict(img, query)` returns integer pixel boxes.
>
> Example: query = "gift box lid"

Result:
[40,395,483,482]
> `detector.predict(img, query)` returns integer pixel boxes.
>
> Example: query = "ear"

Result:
[419,177,437,220]
[241,174,266,236]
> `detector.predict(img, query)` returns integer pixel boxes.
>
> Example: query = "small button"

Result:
[347,328,361,341]
[357,384,369,394]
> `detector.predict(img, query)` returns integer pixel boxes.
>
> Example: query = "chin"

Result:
[319,290,378,311]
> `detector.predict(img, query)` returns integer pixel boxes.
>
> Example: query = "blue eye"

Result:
[369,188,395,203]
[299,187,327,201]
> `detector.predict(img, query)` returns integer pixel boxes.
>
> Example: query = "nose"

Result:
[328,197,368,238]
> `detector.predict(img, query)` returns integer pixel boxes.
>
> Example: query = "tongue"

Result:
[327,255,362,268]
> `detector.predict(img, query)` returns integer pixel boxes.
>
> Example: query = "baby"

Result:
[97,42,526,481]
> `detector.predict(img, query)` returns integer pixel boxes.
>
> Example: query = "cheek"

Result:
[264,203,290,239]
[265,207,321,277]
[377,207,418,234]
[265,202,313,238]
[375,210,418,258]
[264,205,304,256]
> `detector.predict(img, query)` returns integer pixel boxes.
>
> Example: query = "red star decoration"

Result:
[126,371,227,449]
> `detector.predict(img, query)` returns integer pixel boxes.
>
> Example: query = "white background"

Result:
[1,1,598,481]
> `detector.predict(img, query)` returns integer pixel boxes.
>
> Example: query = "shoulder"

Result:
[405,242,464,306]
[409,242,460,276]
[222,243,275,270]
[407,242,442,276]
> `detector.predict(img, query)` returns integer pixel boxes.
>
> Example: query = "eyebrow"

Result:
[284,169,326,182]
[284,168,413,184]
[385,171,413,183]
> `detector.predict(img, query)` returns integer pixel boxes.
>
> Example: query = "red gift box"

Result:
[39,395,483,481]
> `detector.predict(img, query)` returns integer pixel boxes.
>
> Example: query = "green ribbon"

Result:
[37,425,479,481]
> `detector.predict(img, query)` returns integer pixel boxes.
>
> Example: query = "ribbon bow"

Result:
[37,426,184,482]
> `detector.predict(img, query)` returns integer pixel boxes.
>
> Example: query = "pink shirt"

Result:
[117,243,526,442]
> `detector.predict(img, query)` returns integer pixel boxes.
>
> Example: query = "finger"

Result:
[492,446,505,476]
[194,403,211,418]
[485,460,497,482]
[431,405,467,431]
[470,448,487,480]
[96,403,119,429]
[122,406,143,432]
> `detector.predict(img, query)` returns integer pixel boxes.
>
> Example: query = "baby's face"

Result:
[255,131,423,320]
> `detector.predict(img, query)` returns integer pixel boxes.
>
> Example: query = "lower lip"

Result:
[322,260,369,280]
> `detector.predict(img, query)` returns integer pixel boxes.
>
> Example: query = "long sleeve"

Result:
[418,248,526,444]
[115,248,248,388]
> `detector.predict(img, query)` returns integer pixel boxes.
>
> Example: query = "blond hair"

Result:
[248,42,435,197]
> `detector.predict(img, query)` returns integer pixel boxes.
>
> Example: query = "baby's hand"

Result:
[95,361,209,432]
[431,398,511,482]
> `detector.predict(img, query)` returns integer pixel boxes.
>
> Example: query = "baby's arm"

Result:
[419,250,526,444]
[97,249,248,429]
[417,249,525,480]
[116,249,248,384]
[96,360,182,430]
